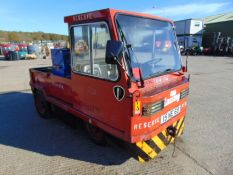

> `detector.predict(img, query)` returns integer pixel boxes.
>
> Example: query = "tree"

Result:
[49,34,60,41]
[42,33,50,40]
[32,33,43,41]
[8,32,20,42]
[61,35,68,40]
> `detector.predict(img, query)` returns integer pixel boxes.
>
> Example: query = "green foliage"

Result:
[8,32,20,42]
[0,30,68,42]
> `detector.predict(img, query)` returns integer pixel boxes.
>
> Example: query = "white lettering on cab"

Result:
[164,90,180,107]
[133,118,160,130]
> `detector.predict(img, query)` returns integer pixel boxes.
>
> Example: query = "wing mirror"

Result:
[105,40,123,64]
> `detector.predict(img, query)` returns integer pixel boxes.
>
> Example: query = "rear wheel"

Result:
[33,90,52,119]
[85,122,106,145]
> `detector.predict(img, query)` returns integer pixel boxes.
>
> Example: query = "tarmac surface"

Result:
[0,55,233,175]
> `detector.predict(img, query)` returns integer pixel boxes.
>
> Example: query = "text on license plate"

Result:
[161,106,181,124]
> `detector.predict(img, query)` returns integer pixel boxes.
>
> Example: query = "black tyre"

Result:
[85,122,106,145]
[33,91,52,119]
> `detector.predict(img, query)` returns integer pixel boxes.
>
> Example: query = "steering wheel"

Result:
[146,58,162,67]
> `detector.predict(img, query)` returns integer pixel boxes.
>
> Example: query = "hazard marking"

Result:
[135,100,141,115]
[132,116,186,162]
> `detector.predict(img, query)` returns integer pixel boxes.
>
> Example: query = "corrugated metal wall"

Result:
[202,21,233,47]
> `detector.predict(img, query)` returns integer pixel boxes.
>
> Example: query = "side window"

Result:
[91,23,118,80]
[72,25,91,74]
[71,22,118,81]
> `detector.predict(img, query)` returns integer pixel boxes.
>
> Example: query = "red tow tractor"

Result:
[29,9,190,162]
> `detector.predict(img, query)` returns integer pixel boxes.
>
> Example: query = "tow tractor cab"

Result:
[30,9,189,162]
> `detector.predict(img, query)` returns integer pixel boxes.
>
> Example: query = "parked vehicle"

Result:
[46,42,54,50]
[1,44,11,56]
[29,9,190,162]
[40,45,50,59]
[26,44,37,59]
[5,50,20,61]
[0,44,3,55]
[18,44,28,59]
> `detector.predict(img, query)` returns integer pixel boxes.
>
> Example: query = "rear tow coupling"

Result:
[167,126,177,137]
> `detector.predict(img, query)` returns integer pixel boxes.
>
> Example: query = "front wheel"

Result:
[85,122,106,145]
[33,91,52,119]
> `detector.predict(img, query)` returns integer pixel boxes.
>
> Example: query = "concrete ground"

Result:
[0,55,232,175]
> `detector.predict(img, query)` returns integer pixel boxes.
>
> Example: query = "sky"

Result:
[0,0,232,35]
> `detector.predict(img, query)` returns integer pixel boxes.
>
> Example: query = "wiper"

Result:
[116,19,144,88]
[149,68,174,77]
[164,68,179,74]
[116,20,131,56]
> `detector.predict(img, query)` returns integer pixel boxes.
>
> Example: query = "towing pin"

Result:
[167,126,177,137]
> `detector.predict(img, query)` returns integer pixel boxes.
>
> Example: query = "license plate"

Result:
[161,106,181,124]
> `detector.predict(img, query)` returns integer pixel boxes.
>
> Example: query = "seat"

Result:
[82,64,102,77]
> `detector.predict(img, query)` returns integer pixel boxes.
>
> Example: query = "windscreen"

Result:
[116,14,182,79]
[3,47,9,51]
[20,47,27,52]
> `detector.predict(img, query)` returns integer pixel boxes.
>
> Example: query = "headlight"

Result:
[180,88,189,99]
[142,100,164,116]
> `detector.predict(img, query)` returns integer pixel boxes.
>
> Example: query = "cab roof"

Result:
[64,8,173,24]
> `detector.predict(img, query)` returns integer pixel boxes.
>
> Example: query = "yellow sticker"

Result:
[135,100,141,115]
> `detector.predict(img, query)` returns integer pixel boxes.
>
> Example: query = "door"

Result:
[70,22,130,135]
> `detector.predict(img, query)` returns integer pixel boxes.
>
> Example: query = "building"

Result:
[202,12,233,48]
[174,19,204,49]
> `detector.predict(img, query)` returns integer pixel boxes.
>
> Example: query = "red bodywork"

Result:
[18,44,28,50]
[30,9,189,143]
[1,44,11,56]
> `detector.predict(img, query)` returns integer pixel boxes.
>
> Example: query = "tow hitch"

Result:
[167,126,177,137]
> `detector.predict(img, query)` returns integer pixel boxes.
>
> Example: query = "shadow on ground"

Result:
[0,91,131,165]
